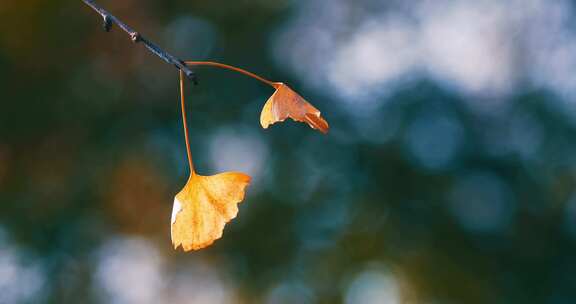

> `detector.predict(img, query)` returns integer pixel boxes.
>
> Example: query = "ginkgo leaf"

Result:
[260,82,329,134]
[183,62,330,134]
[171,172,251,251]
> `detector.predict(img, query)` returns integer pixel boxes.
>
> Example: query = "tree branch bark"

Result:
[82,0,197,84]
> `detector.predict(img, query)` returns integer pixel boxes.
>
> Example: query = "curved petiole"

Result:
[185,61,277,88]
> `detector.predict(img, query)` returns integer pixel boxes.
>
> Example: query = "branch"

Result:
[82,0,197,84]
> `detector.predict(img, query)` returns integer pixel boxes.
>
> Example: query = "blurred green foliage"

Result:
[2,0,576,303]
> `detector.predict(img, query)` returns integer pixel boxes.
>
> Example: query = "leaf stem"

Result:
[179,70,195,174]
[185,61,277,88]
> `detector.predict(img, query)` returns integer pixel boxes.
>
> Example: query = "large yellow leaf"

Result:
[171,172,251,251]
[260,82,329,134]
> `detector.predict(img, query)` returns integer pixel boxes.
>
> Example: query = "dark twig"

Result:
[82,0,197,84]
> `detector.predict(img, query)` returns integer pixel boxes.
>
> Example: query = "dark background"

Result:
[1,0,576,303]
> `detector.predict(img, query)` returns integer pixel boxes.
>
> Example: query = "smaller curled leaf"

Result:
[260,83,329,134]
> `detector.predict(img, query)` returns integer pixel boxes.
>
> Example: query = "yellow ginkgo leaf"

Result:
[172,70,251,251]
[260,82,329,134]
[171,172,251,251]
